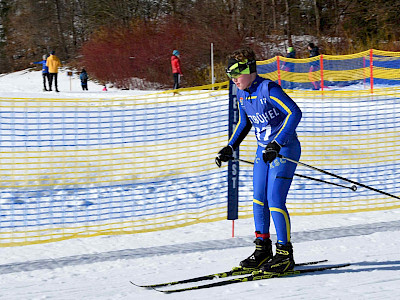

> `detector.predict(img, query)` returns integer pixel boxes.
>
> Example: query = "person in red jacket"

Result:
[171,50,183,91]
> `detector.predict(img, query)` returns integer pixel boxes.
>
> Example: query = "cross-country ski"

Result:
[131,259,327,288]
[153,263,351,293]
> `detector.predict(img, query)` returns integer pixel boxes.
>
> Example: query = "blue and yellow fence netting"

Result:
[1,50,400,247]
[258,49,400,91]
[0,83,230,246]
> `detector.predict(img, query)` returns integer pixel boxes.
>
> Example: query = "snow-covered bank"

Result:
[0,68,157,98]
[0,69,400,299]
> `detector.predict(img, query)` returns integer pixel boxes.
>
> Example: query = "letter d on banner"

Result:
[227,81,239,220]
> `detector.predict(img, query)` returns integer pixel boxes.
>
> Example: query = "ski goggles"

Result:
[225,59,255,79]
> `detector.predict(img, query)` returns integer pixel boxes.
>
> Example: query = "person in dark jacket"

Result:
[308,43,319,58]
[286,46,296,59]
[283,46,296,89]
[80,69,88,91]
[30,54,50,91]
[171,50,183,93]
[307,43,320,90]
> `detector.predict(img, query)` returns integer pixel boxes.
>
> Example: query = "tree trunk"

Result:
[284,0,292,45]
[54,0,69,58]
[261,0,265,33]
[271,0,277,30]
[312,0,320,38]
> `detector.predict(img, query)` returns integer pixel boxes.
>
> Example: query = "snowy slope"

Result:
[0,68,155,98]
[0,70,400,300]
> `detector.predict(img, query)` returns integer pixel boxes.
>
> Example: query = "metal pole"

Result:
[211,43,214,89]
[279,154,400,200]
[235,158,357,191]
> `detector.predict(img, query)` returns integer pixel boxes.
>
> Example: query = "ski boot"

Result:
[239,233,273,269]
[260,242,295,273]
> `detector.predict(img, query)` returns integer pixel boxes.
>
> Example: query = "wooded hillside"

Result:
[1,0,400,88]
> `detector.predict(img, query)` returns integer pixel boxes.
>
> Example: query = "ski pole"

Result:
[234,158,357,191]
[278,154,400,200]
[293,173,357,191]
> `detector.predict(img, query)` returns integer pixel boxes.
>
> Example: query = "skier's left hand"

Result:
[262,141,281,163]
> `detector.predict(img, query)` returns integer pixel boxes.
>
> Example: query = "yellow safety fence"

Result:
[1,57,400,246]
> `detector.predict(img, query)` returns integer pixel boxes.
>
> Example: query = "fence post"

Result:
[363,56,366,88]
[277,56,281,86]
[320,54,324,92]
[370,49,374,94]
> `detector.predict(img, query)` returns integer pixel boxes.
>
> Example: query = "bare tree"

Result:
[284,0,292,45]
[312,0,321,38]
[271,0,277,30]
[2,0,400,75]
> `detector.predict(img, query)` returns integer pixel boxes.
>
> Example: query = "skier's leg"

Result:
[42,74,48,90]
[267,139,300,245]
[239,145,273,268]
[55,73,59,92]
[173,73,179,90]
[48,73,53,90]
[261,138,301,273]
[252,145,271,235]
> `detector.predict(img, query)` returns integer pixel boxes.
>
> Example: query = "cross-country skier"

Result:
[80,69,89,91]
[215,47,302,273]
[171,50,183,93]
[30,54,50,91]
[307,42,320,90]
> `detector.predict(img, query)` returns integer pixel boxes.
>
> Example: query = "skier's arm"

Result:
[227,102,252,150]
[176,60,183,75]
[32,60,45,65]
[269,84,302,146]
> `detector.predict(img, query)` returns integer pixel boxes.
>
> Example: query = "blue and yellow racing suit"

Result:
[228,76,302,245]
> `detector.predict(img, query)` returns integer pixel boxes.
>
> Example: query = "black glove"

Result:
[215,145,233,168]
[262,141,281,163]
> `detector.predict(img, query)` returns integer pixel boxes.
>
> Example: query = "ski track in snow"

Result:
[1,219,399,275]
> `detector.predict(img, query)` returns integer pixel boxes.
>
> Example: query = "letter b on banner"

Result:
[228,81,239,220]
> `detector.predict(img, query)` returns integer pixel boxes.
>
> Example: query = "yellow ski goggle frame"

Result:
[225,60,252,79]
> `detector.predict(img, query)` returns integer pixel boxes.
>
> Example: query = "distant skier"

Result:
[286,46,296,59]
[307,43,320,90]
[308,42,320,58]
[171,50,183,94]
[30,54,50,91]
[80,69,88,91]
[46,50,62,92]
[216,47,302,273]
[283,46,296,89]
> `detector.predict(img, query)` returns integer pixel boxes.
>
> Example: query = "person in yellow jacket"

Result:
[46,50,62,92]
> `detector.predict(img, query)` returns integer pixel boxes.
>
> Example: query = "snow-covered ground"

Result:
[0,69,400,299]
[0,68,155,98]
[1,210,400,300]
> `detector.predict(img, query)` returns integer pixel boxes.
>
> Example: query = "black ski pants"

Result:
[48,73,58,91]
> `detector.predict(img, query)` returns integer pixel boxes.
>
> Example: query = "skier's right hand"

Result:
[215,145,233,168]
